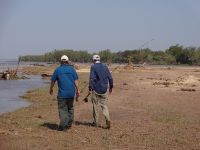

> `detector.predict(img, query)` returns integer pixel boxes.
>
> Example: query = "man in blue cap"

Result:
[49,55,79,131]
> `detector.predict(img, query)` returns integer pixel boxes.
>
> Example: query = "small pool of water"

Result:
[0,76,46,114]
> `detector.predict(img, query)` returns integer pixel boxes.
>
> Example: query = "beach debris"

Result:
[32,63,45,66]
[0,69,29,80]
[153,81,174,87]
[0,58,27,80]
[123,82,128,85]
[41,73,52,78]
[1,71,10,80]
[193,70,200,72]
[180,88,196,92]
[35,115,43,119]
[0,69,16,80]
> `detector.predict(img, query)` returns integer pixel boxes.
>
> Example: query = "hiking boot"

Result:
[106,120,111,129]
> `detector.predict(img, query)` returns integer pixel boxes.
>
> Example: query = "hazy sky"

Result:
[0,0,200,59]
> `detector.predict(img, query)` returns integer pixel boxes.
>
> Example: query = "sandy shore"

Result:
[0,65,200,149]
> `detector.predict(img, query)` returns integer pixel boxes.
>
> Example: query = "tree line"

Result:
[20,45,200,65]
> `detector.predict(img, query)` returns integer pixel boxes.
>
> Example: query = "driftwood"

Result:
[41,73,52,78]
[1,71,10,80]
[0,58,21,80]
[0,69,16,80]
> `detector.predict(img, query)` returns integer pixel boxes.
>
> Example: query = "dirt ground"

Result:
[0,65,200,150]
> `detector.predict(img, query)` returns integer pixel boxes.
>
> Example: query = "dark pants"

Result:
[57,98,74,128]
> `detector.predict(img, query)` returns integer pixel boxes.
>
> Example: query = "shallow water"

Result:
[0,76,46,114]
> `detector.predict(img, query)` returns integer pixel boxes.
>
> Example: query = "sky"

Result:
[0,0,200,59]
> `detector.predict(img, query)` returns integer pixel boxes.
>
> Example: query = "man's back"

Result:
[51,64,78,98]
[89,63,113,94]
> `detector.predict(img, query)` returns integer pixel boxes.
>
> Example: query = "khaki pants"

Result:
[92,91,110,125]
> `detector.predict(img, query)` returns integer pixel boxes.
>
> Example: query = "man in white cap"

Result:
[89,54,113,129]
[49,55,79,131]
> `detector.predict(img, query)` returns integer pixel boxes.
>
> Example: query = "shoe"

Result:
[57,126,64,131]
[57,126,69,132]
[91,122,98,127]
[106,120,111,129]
[66,125,72,130]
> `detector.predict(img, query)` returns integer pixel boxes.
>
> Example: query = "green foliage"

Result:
[152,51,176,65]
[99,49,113,64]
[166,45,199,64]
[19,45,200,65]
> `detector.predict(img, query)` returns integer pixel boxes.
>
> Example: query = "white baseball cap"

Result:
[61,55,69,61]
[92,54,100,61]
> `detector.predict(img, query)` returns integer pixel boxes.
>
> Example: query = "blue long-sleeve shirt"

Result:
[89,63,113,94]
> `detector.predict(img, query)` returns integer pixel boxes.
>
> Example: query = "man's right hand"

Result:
[76,90,80,97]
[49,88,53,95]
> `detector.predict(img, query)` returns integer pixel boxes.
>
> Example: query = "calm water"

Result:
[0,59,48,72]
[0,75,46,114]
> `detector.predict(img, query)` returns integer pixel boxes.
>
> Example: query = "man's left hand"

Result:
[49,88,53,95]
[109,88,112,94]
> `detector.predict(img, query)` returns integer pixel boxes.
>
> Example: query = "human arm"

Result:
[106,67,113,94]
[72,68,80,97]
[49,69,57,95]
[74,79,80,96]
[49,80,56,95]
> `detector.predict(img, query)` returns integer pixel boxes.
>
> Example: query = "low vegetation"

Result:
[20,44,200,65]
